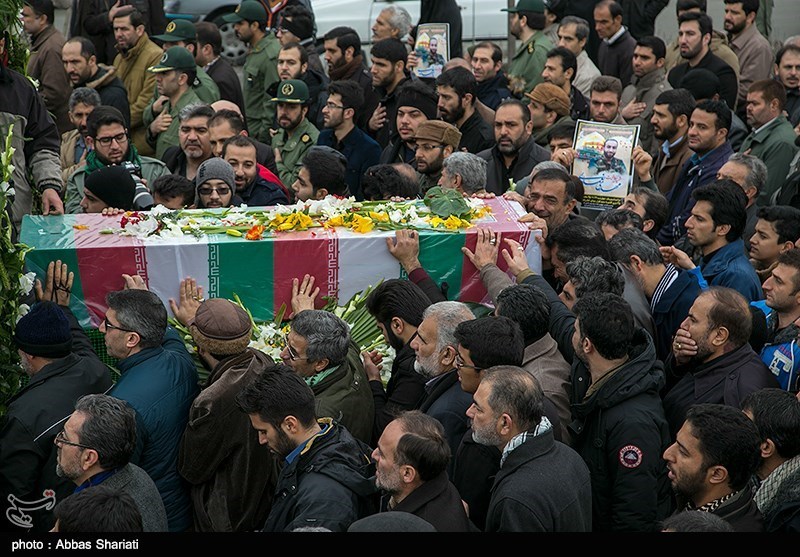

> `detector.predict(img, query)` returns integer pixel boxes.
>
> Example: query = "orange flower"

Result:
[72,224,89,230]
[245,224,265,240]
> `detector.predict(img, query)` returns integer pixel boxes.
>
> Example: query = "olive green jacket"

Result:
[272,117,320,186]
[507,30,554,99]
[243,33,281,144]
[143,88,203,159]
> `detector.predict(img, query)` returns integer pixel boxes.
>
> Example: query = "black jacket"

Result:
[476,72,512,110]
[379,135,417,166]
[478,138,551,195]
[571,85,590,121]
[651,269,702,363]
[418,370,473,477]
[78,66,131,127]
[597,29,636,87]
[369,342,426,445]
[458,110,495,155]
[206,57,244,113]
[621,0,670,39]
[262,419,376,532]
[240,174,289,207]
[570,330,674,531]
[0,307,112,532]
[383,471,474,532]
[302,67,329,131]
[417,0,463,59]
[370,76,412,149]
[668,50,738,112]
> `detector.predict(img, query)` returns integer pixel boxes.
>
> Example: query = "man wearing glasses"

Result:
[1,261,112,532]
[103,273,199,532]
[413,120,462,194]
[64,105,169,214]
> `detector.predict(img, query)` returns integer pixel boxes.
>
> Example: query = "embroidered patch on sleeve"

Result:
[619,445,643,468]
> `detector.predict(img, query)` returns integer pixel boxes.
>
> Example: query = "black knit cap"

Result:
[281,15,313,41]
[395,81,439,120]
[13,301,73,358]
[85,165,137,211]
[678,68,721,102]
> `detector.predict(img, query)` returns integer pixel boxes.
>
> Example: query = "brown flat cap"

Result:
[526,83,571,118]
[414,120,462,149]
[190,298,252,356]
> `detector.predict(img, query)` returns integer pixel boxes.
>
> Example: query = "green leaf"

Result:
[423,186,470,218]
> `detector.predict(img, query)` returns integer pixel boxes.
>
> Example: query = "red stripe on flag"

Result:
[272,229,336,312]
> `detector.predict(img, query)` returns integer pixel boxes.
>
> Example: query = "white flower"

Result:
[15,304,30,324]
[149,204,173,217]
[388,209,404,224]
[19,272,36,296]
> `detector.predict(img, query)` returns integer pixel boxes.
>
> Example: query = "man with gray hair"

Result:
[281,309,374,445]
[372,5,412,42]
[609,227,703,361]
[162,103,214,180]
[54,394,168,532]
[60,87,101,185]
[105,273,199,532]
[560,256,624,311]
[410,301,474,474]
[438,151,487,195]
[717,152,766,251]
[557,16,600,97]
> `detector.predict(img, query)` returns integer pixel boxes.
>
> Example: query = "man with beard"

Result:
[195,158,240,209]
[224,1,280,143]
[588,138,628,176]
[503,0,553,99]
[470,42,512,110]
[410,301,474,477]
[631,88,695,195]
[663,287,778,439]
[588,76,626,125]
[273,43,328,131]
[436,67,494,154]
[467,366,592,532]
[569,292,673,531]
[0,261,111,532]
[748,206,800,282]
[162,103,214,180]
[65,106,169,214]
[222,135,288,207]
[207,106,280,178]
[271,80,319,187]
[667,12,738,111]
[478,99,551,195]
[62,37,130,127]
[663,404,764,531]
[23,0,72,134]
[724,0,772,118]
[322,27,378,130]
[104,273,199,532]
[171,293,279,532]
[775,44,800,127]
[236,368,376,532]
[367,38,411,149]
[276,5,323,75]
[363,280,430,444]
[53,394,167,532]
[142,46,202,159]
[318,80,381,201]
[380,80,438,167]
[290,147,348,202]
[413,120,461,194]
[112,9,163,156]
[371,5,412,43]
[526,82,573,148]
[371,411,472,532]
[59,88,101,185]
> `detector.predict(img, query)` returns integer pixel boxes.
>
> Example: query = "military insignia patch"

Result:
[281,82,294,96]
[166,21,176,33]
[234,5,240,13]
[160,52,168,63]
[301,134,311,143]
[619,445,643,469]
[527,42,534,54]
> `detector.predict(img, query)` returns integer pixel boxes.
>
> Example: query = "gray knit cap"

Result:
[196,158,236,190]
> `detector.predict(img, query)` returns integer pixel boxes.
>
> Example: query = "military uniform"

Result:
[242,34,281,144]
[270,79,319,186]
[589,156,628,175]
[507,31,553,99]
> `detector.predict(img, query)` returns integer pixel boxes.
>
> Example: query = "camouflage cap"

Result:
[151,19,196,42]
[222,1,268,24]
[413,120,462,149]
[271,79,310,104]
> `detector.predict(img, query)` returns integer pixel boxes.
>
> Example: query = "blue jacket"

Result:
[698,239,763,302]
[110,327,199,532]
[657,142,734,246]
[318,127,381,201]
[475,71,512,110]
[652,269,703,362]
[753,300,800,392]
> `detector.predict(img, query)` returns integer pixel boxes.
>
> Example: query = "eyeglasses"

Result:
[455,350,482,373]
[198,186,231,196]
[409,329,428,346]
[416,143,445,152]
[55,429,92,451]
[324,102,345,111]
[283,334,309,361]
[103,316,135,333]
[94,132,129,147]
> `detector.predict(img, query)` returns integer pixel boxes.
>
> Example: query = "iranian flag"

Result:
[21,198,540,329]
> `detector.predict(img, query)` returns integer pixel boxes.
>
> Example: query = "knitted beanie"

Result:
[196,157,236,191]
[13,301,73,358]
[189,298,252,356]
[396,82,439,120]
[84,165,136,211]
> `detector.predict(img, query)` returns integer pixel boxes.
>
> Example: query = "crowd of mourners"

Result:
[2,0,800,534]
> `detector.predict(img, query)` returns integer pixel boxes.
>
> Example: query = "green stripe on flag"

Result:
[418,231,465,301]
[208,236,275,322]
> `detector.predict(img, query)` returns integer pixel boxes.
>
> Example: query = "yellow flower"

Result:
[369,211,389,222]
[294,212,313,229]
[445,215,465,230]
[349,213,375,233]
[428,216,446,228]
[324,215,345,228]
[226,229,243,237]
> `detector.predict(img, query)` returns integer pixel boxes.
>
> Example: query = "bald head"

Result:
[210,100,242,117]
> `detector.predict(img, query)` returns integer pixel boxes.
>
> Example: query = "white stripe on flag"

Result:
[335,229,402,301]
[144,239,210,310]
